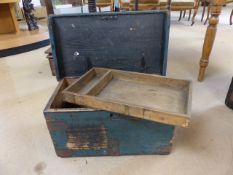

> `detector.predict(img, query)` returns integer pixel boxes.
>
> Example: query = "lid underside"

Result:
[49,11,170,80]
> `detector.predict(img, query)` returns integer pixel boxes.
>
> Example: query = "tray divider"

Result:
[63,68,96,94]
[86,70,113,96]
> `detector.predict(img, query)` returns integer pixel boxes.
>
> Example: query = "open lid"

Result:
[48,11,170,80]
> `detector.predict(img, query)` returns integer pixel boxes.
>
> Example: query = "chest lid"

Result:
[49,11,170,80]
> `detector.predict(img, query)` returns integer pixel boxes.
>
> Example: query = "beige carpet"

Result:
[0,7,233,175]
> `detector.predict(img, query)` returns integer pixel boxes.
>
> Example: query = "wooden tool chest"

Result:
[43,11,192,157]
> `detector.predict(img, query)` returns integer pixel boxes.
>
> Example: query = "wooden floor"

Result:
[0,20,49,50]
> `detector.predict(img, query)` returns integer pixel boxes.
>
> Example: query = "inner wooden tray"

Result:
[62,68,192,127]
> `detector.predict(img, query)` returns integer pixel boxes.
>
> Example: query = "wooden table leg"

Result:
[9,3,19,33]
[0,3,19,34]
[198,0,224,81]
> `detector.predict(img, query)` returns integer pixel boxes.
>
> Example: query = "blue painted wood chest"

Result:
[44,11,175,157]
[44,78,175,157]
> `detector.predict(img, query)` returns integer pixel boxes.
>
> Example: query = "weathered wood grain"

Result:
[62,68,192,127]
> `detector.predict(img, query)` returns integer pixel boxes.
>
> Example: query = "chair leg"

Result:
[183,10,186,18]
[230,9,233,25]
[201,0,206,21]
[198,2,222,81]
[191,8,198,25]
[188,9,192,21]
[191,0,200,26]
[179,11,183,21]
[204,5,210,25]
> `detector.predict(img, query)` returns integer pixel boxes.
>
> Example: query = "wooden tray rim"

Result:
[62,68,192,127]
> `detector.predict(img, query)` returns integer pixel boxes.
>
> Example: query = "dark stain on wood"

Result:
[108,140,120,156]
[55,149,74,157]
[157,143,172,155]
[46,117,68,131]
[66,124,108,150]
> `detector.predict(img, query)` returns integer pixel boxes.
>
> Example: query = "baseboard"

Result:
[0,39,50,58]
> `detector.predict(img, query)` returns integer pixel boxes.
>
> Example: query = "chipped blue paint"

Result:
[44,110,174,157]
